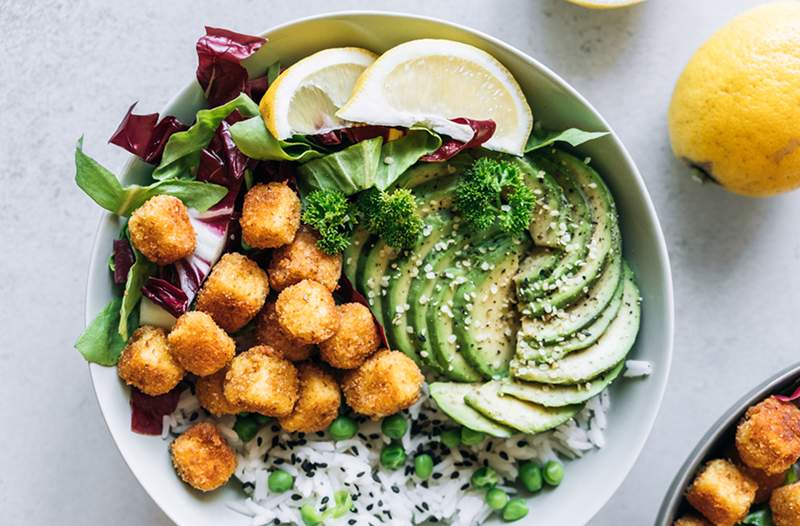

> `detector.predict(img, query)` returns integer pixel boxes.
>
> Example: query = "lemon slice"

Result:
[337,39,532,155]
[564,0,644,8]
[260,47,377,140]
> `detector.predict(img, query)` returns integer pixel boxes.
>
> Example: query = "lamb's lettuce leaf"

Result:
[229,116,324,163]
[118,243,155,340]
[75,297,129,366]
[75,139,228,215]
[524,127,609,153]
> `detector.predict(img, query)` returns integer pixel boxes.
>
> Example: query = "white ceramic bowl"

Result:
[86,11,674,526]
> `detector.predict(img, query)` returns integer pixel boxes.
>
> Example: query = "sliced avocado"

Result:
[500,361,624,407]
[517,275,624,364]
[522,242,622,344]
[430,382,514,438]
[511,267,641,384]
[392,153,473,190]
[464,381,580,435]
[357,238,399,328]
[517,155,572,249]
[453,236,528,380]
[343,228,371,284]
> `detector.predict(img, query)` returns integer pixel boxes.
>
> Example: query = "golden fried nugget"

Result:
[128,195,195,265]
[195,368,243,417]
[275,279,339,344]
[737,461,787,504]
[195,253,269,333]
[170,422,236,491]
[771,481,800,526]
[223,346,299,417]
[240,182,301,249]
[268,227,342,292]
[341,349,423,419]
[736,396,800,475]
[673,516,712,526]
[279,362,341,433]
[167,311,235,376]
[686,459,757,526]
[254,302,313,361]
[319,303,380,369]
[118,325,184,396]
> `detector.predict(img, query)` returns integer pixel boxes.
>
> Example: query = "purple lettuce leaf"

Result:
[112,238,135,285]
[130,385,184,435]
[421,118,496,162]
[108,103,188,164]
[196,27,266,106]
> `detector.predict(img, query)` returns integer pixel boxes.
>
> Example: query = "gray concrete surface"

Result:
[1,0,798,524]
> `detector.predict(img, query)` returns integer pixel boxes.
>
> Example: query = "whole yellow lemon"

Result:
[668,2,800,196]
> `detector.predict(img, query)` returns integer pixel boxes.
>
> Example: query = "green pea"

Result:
[460,427,486,446]
[502,498,529,522]
[518,461,542,493]
[380,443,407,470]
[471,466,499,489]
[268,469,294,493]
[441,428,461,449]
[328,415,358,441]
[300,503,322,526]
[233,414,261,443]
[543,460,564,486]
[414,453,434,480]
[381,414,408,439]
[486,487,509,510]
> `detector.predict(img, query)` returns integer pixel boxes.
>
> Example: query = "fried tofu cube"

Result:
[128,195,196,265]
[771,481,800,526]
[167,311,235,376]
[254,302,313,361]
[319,303,380,369]
[118,325,184,396]
[223,346,299,417]
[195,368,243,417]
[685,459,757,526]
[737,461,787,504]
[267,227,342,292]
[736,396,800,475]
[275,279,339,344]
[240,182,301,249]
[342,349,424,419]
[278,362,341,433]
[674,516,712,526]
[170,422,236,492]
[195,253,269,333]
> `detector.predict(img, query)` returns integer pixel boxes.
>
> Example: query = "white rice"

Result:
[164,383,613,525]
[623,359,653,378]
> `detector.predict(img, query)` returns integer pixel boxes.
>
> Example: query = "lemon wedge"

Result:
[337,39,532,155]
[564,0,645,8]
[260,47,377,140]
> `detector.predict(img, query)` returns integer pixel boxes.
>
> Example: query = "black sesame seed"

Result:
[450,471,459,479]
[291,493,302,501]
[357,471,365,478]
[321,496,330,505]
[432,473,443,480]
[367,504,374,511]
[460,483,469,490]
[421,481,429,488]
[517,440,528,448]
[422,502,430,511]
[391,486,400,494]
[349,521,357,525]
[499,451,509,461]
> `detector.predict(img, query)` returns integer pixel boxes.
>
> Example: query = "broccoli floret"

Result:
[454,157,535,236]
[301,189,358,254]
[356,187,423,250]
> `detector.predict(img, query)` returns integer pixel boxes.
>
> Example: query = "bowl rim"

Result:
[656,362,800,525]
[84,9,675,525]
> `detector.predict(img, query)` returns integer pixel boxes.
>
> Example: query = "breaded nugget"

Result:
[319,303,380,369]
[196,368,243,417]
[170,422,236,492]
[195,253,269,333]
[275,279,339,344]
[128,195,195,265]
[240,182,301,249]
[278,362,341,433]
[673,516,711,526]
[686,459,757,526]
[341,349,423,418]
[268,227,342,292]
[736,396,800,475]
[771,481,800,526]
[223,346,299,417]
[254,302,313,361]
[118,325,184,396]
[737,461,786,504]
[167,311,235,376]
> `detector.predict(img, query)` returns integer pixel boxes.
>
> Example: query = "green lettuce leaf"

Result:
[740,507,774,526]
[229,116,324,163]
[118,243,156,339]
[375,128,441,190]
[75,297,128,366]
[75,140,228,215]
[524,127,609,153]
[297,137,383,196]
[153,93,260,180]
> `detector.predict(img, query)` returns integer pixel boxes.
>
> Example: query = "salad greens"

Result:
[740,507,774,526]
[195,27,266,107]
[524,127,609,153]
[76,297,129,366]
[109,104,188,164]
[229,116,324,163]
[118,243,156,340]
[298,137,383,196]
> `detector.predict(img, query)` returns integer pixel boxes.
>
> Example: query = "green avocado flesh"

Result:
[347,150,641,435]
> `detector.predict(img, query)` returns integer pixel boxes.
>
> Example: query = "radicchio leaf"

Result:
[108,103,188,164]
[196,27,266,106]
[130,386,183,435]
[775,387,800,403]
[113,238,135,285]
[338,275,388,348]
[312,126,395,148]
[421,118,496,162]
[141,277,188,318]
